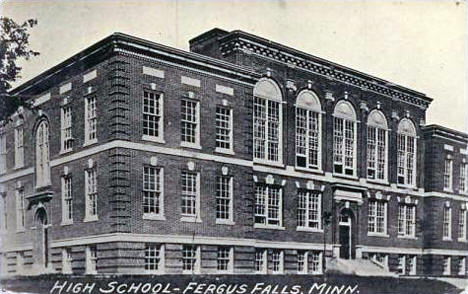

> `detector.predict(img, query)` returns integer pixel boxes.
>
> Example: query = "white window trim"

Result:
[84,168,98,222]
[297,190,322,232]
[444,159,453,192]
[215,107,234,155]
[62,248,73,274]
[397,133,417,189]
[60,106,73,154]
[409,255,417,275]
[145,244,165,274]
[253,97,283,165]
[14,127,24,169]
[443,207,452,241]
[216,246,234,274]
[180,172,202,223]
[459,164,468,195]
[443,256,451,276]
[367,200,388,236]
[398,255,406,275]
[310,251,323,275]
[398,204,416,239]
[459,257,466,276]
[182,245,201,274]
[270,250,284,274]
[458,209,467,242]
[180,99,201,150]
[295,107,323,171]
[215,176,234,225]
[332,115,357,178]
[35,121,51,188]
[142,91,165,144]
[255,249,268,274]
[15,188,25,232]
[84,96,98,147]
[366,125,388,183]
[0,133,7,175]
[85,246,97,275]
[143,167,165,221]
[254,185,284,229]
[61,176,73,225]
[297,251,308,274]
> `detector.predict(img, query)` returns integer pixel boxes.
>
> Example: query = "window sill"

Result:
[294,166,324,175]
[180,142,202,150]
[332,173,358,180]
[144,270,165,275]
[83,217,98,223]
[83,140,98,147]
[443,237,453,242]
[181,216,202,223]
[142,135,165,144]
[366,179,389,186]
[457,238,467,243]
[13,164,24,170]
[60,221,73,226]
[254,224,285,230]
[296,226,323,233]
[396,184,417,190]
[253,159,284,168]
[397,235,417,240]
[182,270,200,275]
[215,147,235,155]
[59,149,73,155]
[15,228,25,233]
[443,188,454,193]
[367,232,390,238]
[216,219,235,225]
[143,214,166,221]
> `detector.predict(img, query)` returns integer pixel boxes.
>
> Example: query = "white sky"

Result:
[1,0,467,132]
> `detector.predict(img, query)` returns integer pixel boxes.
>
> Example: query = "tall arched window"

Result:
[397,118,417,187]
[333,100,357,176]
[253,78,283,163]
[36,120,50,187]
[295,90,322,170]
[367,110,388,181]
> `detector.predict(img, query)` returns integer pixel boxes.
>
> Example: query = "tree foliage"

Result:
[0,17,39,122]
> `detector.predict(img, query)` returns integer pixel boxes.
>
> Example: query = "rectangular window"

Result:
[14,127,24,168]
[1,134,7,174]
[16,251,24,273]
[215,106,233,151]
[2,196,7,230]
[397,134,416,187]
[443,207,452,240]
[398,204,416,238]
[86,245,97,274]
[459,257,466,276]
[409,255,417,275]
[181,99,200,147]
[444,159,453,191]
[253,97,281,163]
[216,176,233,223]
[297,190,321,230]
[85,168,98,221]
[62,248,72,274]
[397,255,406,275]
[296,108,320,169]
[143,91,163,140]
[368,200,387,234]
[61,106,73,152]
[367,126,386,181]
[460,164,468,193]
[217,246,232,272]
[297,251,307,274]
[182,245,199,274]
[62,176,73,224]
[181,172,200,221]
[458,209,467,240]
[255,249,266,274]
[143,167,163,218]
[310,251,322,274]
[85,96,97,144]
[255,185,282,227]
[145,244,164,273]
[270,250,283,274]
[443,256,451,275]
[16,189,25,231]
[333,117,355,176]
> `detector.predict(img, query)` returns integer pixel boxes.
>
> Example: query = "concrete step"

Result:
[326,257,398,277]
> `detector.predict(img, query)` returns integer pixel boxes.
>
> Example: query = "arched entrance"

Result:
[338,208,354,259]
[34,207,49,269]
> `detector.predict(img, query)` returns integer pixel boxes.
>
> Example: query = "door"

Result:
[34,208,49,269]
[339,212,352,259]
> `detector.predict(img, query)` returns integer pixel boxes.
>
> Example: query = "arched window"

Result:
[253,78,283,163]
[295,90,322,170]
[367,110,388,181]
[333,100,357,176]
[397,118,417,187]
[36,120,50,187]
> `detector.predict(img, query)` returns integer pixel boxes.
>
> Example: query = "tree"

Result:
[0,17,39,122]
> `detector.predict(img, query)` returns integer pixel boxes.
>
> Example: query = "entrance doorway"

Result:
[35,208,49,268]
[339,209,353,259]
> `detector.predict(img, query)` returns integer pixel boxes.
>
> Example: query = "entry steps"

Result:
[326,257,398,277]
